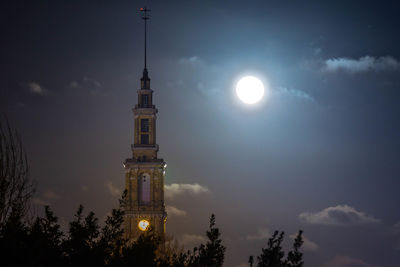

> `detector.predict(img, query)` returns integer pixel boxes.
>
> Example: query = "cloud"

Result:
[32,189,59,206]
[321,256,380,267]
[289,233,319,251]
[299,205,380,226]
[164,183,209,199]
[106,182,121,198]
[179,234,207,248]
[69,77,103,94]
[83,76,102,89]
[70,81,80,88]
[324,56,400,73]
[28,82,46,95]
[166,205,187,217]
[246,227,270,241]
[275,87,314,101]
[179,56,201,65]
[314,47,322,56]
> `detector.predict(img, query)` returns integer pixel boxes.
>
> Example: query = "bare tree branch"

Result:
[0,115,35,226]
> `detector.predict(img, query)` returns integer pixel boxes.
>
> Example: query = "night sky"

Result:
[2,1,400,266]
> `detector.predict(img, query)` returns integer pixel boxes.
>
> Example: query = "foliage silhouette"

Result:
[256,230,304,267]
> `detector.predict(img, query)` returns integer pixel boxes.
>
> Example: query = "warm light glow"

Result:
[236,76,265,104]
[138,219,150,231]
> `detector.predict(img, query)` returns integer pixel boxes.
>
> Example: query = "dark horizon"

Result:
[1,1,400,266]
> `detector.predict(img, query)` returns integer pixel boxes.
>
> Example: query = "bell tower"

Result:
[123,7,167,240]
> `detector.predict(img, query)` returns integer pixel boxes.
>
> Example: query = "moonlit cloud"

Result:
[179,56,201,65]
[166,205,187,217]
[275,87,314,101]
[164,183,209,199]
[289,233,319,251]
[321,256,380,267]
[246,227,270,241]
[299,205,380,226]
[106,182,121,198]
[28,82,46,95]
[324,56,400,73]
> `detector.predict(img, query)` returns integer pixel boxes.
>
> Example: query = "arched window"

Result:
[139,173,150,204]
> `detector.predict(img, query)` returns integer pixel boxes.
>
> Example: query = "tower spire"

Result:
[140,7,150,76]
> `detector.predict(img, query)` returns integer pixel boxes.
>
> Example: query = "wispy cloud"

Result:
[69,77,103,94]
[321,255,381,267]
[299,205,380,226]
[166,205,187,217]
[32,189,60,206]
[164,183,209,199]
[324,56,400,73]
[106,182,121,198]
[179,56,201,65]
[28,82,46,95]
[275,87,314,101]
[83,76,102,89]
[246,227,270,241]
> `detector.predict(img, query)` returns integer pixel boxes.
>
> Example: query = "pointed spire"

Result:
[140,7,150,85]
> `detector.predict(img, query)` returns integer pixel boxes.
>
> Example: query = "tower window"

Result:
[141,119,149,132]
[141,94,149,107]
[141,134,149,144]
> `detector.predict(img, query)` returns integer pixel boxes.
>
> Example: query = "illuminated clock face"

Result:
[138,219,150,231]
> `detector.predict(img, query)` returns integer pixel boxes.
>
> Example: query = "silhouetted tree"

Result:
[64,205,102,267]
[121,230,160,267]
[257,231,285,267]
[190,214,226,267]
[0,204,30,266]
[98,191,126,265]
[0,116,34,227]
[285,230,303,267]
[28,205,65,266]
[256,230,304,267]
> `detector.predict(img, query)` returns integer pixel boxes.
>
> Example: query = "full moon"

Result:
[236,76,265,104]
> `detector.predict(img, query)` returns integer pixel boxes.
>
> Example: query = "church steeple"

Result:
[123,7,167,242]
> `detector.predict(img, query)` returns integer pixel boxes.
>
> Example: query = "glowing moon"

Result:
[236,76,265,104]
